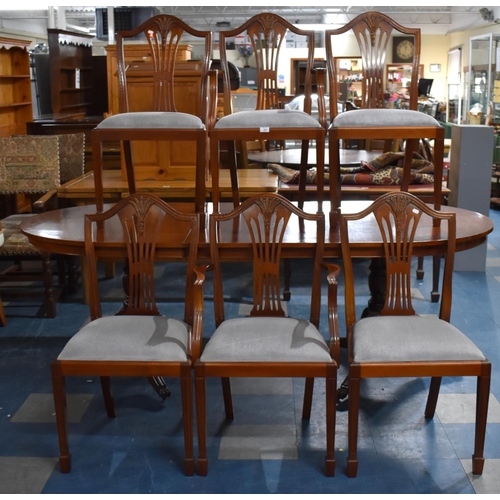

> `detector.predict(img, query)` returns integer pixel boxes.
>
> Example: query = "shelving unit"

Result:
[47,29,94,117]
[386,63,424,96]
[0,37,33,137]
[335,57,362,102]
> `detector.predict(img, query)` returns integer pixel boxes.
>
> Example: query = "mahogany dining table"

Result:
[21,199,494,306]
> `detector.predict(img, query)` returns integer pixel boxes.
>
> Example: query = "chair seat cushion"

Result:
[0,214,39,255]
[200,317,332,363]
[215,109,322,130]
[331,109,440,128]
[96,112,205,130]
[57,315,190,362]
[352,315,486,363]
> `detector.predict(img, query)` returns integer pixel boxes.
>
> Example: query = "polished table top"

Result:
[247,148,380,168]
[57,169,279,201]
[21,200,494,261]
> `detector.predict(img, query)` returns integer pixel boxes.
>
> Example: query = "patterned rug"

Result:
[268,150,435,185]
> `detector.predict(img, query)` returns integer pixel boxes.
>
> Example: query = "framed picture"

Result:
[392,36,415,63]
[430,64,441,72]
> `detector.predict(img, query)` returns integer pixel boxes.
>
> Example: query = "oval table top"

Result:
[21,200,494,261]
[247,148,380,168]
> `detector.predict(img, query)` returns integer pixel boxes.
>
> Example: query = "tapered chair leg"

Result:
[347,371,361,478]
[325,368,336,477]
[473,367,491,475]
[180,366,194,476]
[195,369,208,476]
[52,363,71,473]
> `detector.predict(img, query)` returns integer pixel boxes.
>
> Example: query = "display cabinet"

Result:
[465,32,500,125]
[334,57,362,102]
[47,29,94,117]
[0,37,33,137]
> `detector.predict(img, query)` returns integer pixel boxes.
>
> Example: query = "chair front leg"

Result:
[195,366,208,476]
[325,366,337,477]
[347,367,361,478]
[180,364,194,476]
[52,362,71,473]
[473,365,491,475]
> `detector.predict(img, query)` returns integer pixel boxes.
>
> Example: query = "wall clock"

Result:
[392,36,415,63]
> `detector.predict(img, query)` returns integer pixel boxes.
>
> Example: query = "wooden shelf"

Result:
[60,102,92,110]
[48,29,94,116]
[60,87,93,92]
[0,37,33,137]
[0,74,30,79]
[0,101,32,108]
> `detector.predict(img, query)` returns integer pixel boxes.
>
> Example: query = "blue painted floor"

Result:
[1,205,500,494]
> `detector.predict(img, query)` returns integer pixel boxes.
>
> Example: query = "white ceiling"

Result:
[1,6,500,37]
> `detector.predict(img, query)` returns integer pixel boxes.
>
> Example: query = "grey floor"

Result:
[1,206,500,494]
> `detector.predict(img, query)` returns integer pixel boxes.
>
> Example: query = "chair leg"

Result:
[347,370,361,478]
[297,140,309,210]
[122,140,137,195]
[227,141,240,208]
[325,367,336,477]
[472,366,491,475]
[302,377,314,420]
[221,377,234,420]
[52,363,71,473]
[431,254,441,303]
[180,365,194,476]
[283,258,291,301]
[100,376,115,418]
[416,256,425,280]
[195,368,208,476]
[424,376,442,418]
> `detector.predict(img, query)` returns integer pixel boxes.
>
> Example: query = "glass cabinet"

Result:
[466,33,500,125]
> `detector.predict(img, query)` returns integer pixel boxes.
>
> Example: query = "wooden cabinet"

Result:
[105,43,202,181]
[291,58,326,95]
[47,29,94,117]
[0,37,33,137]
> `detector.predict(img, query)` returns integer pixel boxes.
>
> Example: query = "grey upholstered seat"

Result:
[353,315,486,363]
[96,111,205,130]
[332,108,440,128]
[214,109,323,130]
[200,317,331,363]
[58,315,190,362]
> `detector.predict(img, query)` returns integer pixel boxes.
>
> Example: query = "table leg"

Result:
[0,295,6,326]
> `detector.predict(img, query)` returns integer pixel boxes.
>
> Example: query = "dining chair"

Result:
[210,12,327,214]
[51,192,202,476]
[0,133,85,317]
[195,192,340,477]
[325,11,445,228]
[91,14,215,220]
[340,191,491,478]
